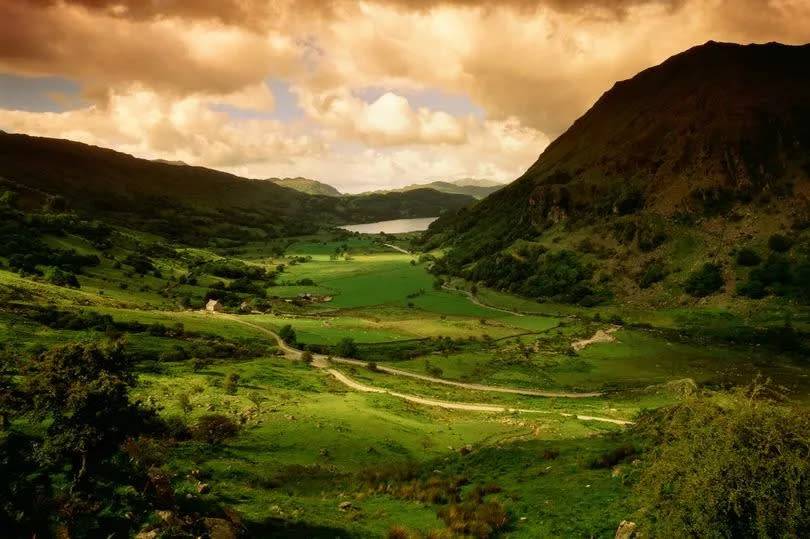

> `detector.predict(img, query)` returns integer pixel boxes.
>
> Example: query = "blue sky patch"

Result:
[0,73,84,112]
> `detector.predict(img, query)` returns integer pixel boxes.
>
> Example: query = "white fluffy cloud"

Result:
[0,85,325,169]
[2,0,810,191]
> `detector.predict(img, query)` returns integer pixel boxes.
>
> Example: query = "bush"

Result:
[684,263,724,297]
[223,372,240,395]
[736,279,767,299]
[634,386,810,537]
[735,248,761,267]
[638,263,666,289]
[335,337,358,358]
[768,234,792,252]
[193,414,239,444]
[437,500,508,537]
[44,267,80,288]
[279,324,296,345]
[589,445,636,469]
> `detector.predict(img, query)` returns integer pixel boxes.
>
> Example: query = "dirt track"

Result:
[441,284,524,316]
[220,315,629,425]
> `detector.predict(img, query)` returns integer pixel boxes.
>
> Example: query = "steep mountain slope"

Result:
[0,133,474,244]
[269,177,341,196]
[423,41,810,305]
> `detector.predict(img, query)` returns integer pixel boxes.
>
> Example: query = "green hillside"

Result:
[0,132,474,245]
[269,176,342,196]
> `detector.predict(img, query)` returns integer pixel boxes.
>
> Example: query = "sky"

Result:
[1,1,809,193]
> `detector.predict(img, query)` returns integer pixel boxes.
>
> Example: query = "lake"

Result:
[339,217,438,234]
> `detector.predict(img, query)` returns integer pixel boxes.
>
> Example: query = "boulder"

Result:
[615,520,637,539]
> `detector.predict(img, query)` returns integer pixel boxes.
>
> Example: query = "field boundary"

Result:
[221,314,609,403]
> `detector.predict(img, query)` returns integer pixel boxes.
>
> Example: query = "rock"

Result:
[135,530,158,539]
[203,517,237,539]
[196,481,211,494]
[319,447,330,457]
[338,501,353,511]
[156,510,174,522]
[615,520,637,539]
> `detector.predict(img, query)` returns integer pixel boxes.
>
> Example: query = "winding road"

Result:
[220,314,628,425]
[382,243,411,255]
[441,284,525,316]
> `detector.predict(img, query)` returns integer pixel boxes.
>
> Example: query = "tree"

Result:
[45,267,80,288]
[279,324,296,345]
[193,414,239,445]
[335,337,358,358]
[684,263,724,297]
[21,340,155,487]
[223,372,240,395]
[735,247,761,267]
[177,393,193,418]
[768,234,792,253]
[248,391,264,412]
[634,385,810,537]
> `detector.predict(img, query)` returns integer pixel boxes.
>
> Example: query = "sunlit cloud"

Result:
[1,0,809,190]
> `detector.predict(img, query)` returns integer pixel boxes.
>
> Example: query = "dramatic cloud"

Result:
[1,0,809,190]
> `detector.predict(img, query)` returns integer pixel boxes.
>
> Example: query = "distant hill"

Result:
[423,41,810,306]
[366,178,505,199]
[0,133,475,245]
[269,177,341,196]
[152,159,189,166]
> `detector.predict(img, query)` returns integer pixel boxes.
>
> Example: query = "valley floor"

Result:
[2,229,808,537]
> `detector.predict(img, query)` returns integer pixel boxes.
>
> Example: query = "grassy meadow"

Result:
[2,223,809,537]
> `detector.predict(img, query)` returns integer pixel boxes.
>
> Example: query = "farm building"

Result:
[206,299,223,312]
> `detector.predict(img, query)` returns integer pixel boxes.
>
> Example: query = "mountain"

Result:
[423,41,810,305]
[269,177,341,196]
[152,159,189,166]
[366,178,505,199]
[451,178,503,188]
[0,133,475,244]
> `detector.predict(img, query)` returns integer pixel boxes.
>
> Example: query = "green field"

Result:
[3,226,810,537]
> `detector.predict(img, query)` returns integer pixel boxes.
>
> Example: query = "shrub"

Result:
[148,323,167,337]
[735,248,761,267]
[193,414,239,444]
[335,337,358,358]
[278,324,296,345]
[638,263,666,289]
[438,500,508,538]
[736,279,767,299]
[589,445,636,469]
[223,372,240,395]
[684,263,724,297]
[634,386,810,537]
[301,351,314,364]
[768,234,792,252]
[44,267,80,288]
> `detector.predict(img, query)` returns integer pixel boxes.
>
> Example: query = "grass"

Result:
[5,223,810,536]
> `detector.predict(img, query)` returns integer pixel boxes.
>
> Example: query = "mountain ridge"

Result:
[0,132,475,244]
[422,41,810,306]
[268,177,342,196]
